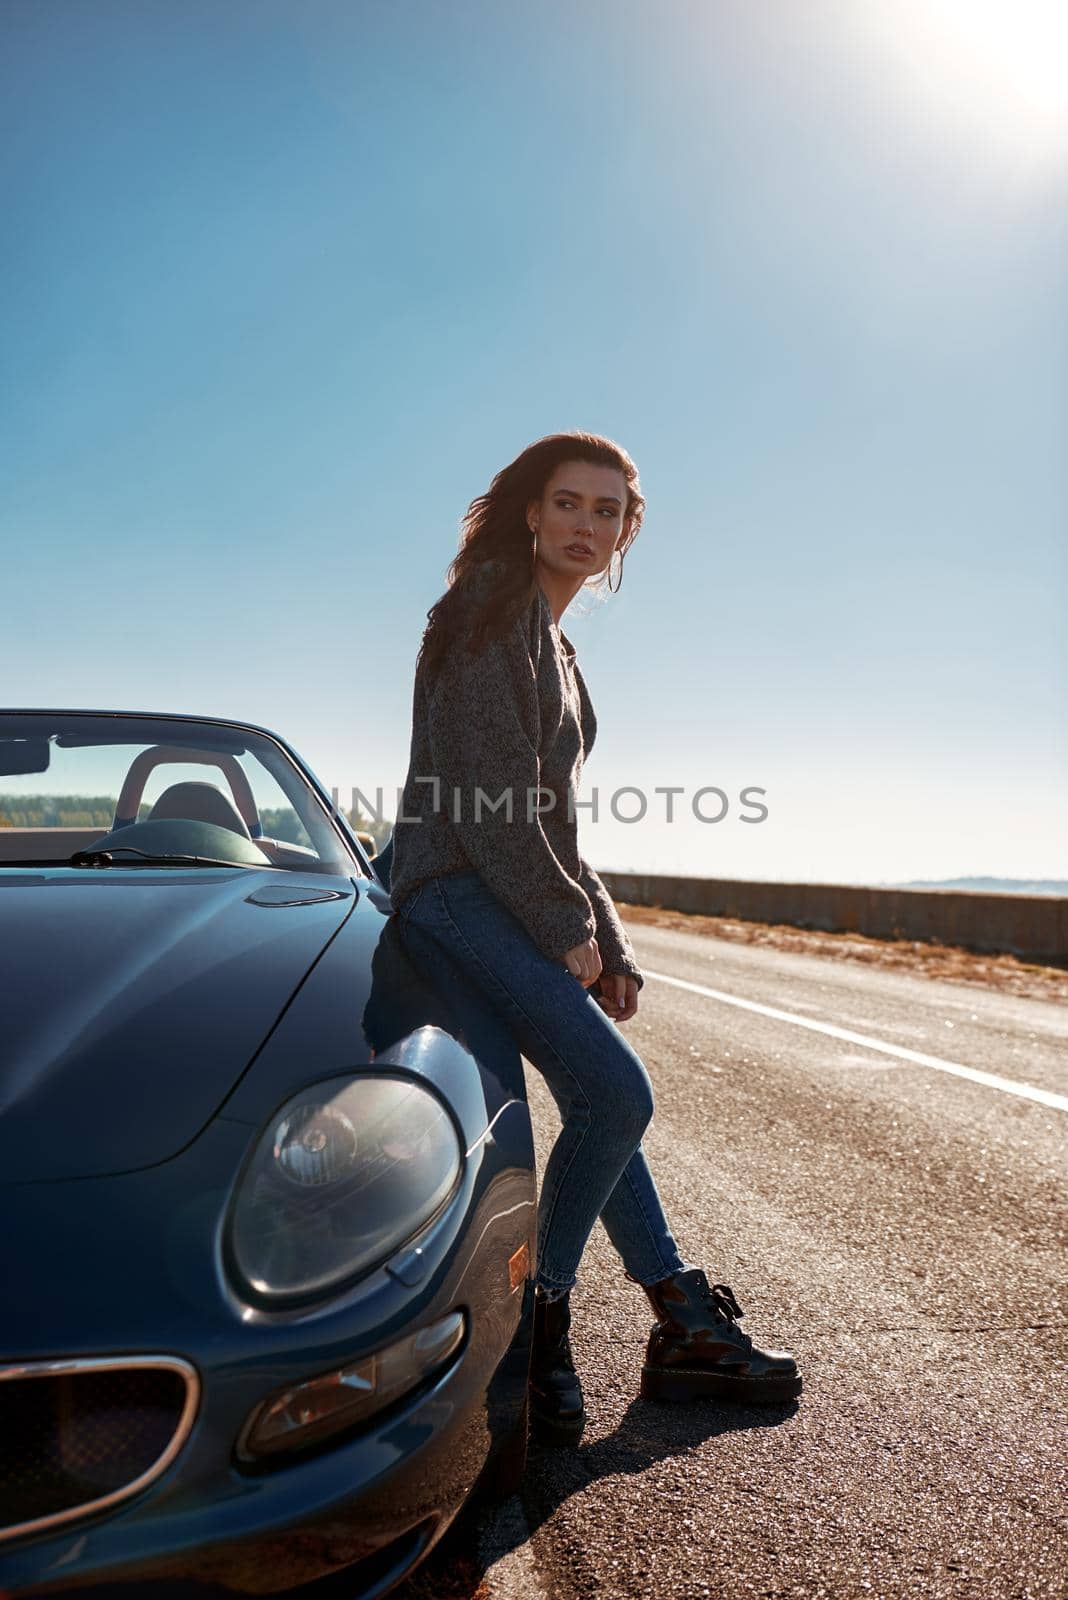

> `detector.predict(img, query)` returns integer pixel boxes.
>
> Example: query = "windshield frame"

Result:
[0,709,371,878]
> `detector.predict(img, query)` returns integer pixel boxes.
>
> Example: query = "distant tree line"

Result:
[0,796,375,852]
[0,795,117,828]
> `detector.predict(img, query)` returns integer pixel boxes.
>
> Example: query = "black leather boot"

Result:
[635,1266,802,1405]
[529,1288,585,1443]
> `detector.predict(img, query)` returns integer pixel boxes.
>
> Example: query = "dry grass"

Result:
[618,902,1068,1005]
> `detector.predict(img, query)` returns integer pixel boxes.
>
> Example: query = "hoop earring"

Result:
[607,547,623,593]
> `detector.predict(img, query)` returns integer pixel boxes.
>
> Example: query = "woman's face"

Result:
[527,460,628,580]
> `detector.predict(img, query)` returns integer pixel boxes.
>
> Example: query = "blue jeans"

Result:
[395,867,686,1298]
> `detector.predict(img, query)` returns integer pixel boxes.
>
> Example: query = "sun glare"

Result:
[924,0,1068,117]
[867,0,1068,178]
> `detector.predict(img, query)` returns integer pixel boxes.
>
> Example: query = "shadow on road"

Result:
[394,1393,800,1598]
[521,1393,800,1536]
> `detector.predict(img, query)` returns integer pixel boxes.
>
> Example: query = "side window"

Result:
[237,755,313,848]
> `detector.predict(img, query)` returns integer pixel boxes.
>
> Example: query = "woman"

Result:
[386,432,801,1442]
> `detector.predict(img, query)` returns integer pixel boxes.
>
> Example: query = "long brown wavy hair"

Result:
[416,431,645,680]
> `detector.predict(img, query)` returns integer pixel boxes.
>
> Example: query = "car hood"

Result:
[0,868,356,1181]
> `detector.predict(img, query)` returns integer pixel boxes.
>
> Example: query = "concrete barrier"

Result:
[598,873,1068,969]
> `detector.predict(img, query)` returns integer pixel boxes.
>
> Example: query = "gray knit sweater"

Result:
[388,568,643,990]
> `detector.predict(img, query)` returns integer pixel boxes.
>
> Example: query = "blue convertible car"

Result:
[0,709,536,1598]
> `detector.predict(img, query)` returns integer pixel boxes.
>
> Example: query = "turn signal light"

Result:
[237,1311,466,1462]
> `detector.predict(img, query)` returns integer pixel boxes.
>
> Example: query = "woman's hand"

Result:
[594,972,639,1024]
[562,936,602,987]
[562,942,639,1022]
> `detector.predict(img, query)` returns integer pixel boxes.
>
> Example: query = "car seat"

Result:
[147,781,252,839]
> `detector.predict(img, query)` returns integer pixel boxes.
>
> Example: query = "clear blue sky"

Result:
[3,0,1065,884]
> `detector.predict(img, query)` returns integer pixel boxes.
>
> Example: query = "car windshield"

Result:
[0,713,362,876]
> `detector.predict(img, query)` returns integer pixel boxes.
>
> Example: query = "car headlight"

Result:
[228,1074,463,1303]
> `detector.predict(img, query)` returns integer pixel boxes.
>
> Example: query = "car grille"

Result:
[0,1356,199,1543]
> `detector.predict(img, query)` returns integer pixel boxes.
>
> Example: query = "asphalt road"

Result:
[397,918,1068,1600]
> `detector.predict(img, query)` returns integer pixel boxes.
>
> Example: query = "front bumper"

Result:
[6,1332,503,1597]
[1,1103,536,1597]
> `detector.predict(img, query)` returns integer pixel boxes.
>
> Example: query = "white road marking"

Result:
[643,970,1068,1113]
